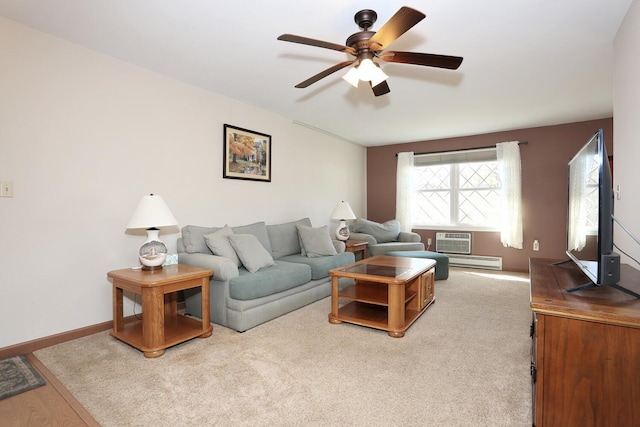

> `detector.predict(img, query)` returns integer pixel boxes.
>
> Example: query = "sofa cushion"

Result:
[296,224,337,258]
[353,219,401,243]
[267,218,312,259]
[228,234,275,273]
[203,225,241,267]
[232,221,273,254]
[182,225,219,254]
[229,260,312,300]
[280,252,354,280]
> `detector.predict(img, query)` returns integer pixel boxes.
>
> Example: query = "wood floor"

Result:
[0,354,99,427]
[0,308,184,426]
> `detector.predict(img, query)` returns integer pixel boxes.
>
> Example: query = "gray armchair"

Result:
[348,218,424,256]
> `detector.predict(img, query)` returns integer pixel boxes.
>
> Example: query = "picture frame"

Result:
[223,124,271,182]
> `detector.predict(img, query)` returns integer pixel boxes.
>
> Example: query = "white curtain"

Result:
[396,152,414,232]
[496,142,523,249]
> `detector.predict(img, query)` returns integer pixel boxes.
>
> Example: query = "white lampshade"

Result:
[126,194,178,271]
[342,66,360,88]
[342,59,389,89]
[357,58,378,81]
[369,62,389,88]
[330,201,356,221]
[126,194,178,230]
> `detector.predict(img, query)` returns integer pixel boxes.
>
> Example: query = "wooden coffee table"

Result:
[328,255,436,337]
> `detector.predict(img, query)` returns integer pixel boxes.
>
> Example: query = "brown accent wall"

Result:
[366,118,614,272]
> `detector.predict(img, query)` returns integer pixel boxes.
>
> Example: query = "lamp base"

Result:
[335,220,350,241]
[138,228,168,270]
[141,264,164,272]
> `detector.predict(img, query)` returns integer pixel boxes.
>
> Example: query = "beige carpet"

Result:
[35,268,532,426]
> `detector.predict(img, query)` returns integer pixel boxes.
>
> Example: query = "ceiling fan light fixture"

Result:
[342,58,388,89]
[356,58,378,81]
[370,62,389,88]
[342,66,360,88]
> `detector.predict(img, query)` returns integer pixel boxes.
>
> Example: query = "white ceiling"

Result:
[0,0,632,146]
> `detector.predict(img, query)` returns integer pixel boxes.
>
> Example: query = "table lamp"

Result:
[126,194,178,270]
[330,201,356,241]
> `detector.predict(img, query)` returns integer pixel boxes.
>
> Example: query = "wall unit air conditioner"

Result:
[435,232,471,254]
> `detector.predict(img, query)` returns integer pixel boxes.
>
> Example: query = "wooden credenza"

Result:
[529,258,640,427]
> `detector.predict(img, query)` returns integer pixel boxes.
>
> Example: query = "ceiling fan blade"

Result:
[370,80,390,97]
[277,34,356,55]
[294,60,355,88]
[368,7,426,51]
[379,51,463,70]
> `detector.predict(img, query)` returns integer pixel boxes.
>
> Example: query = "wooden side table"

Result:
[108,264,213,358]
[345,240,368,260]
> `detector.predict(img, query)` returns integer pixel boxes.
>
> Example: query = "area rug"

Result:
[0,355,46,400]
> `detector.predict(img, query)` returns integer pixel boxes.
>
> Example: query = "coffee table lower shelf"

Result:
[331,301,425,332]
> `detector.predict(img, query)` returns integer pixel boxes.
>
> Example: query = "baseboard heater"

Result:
[447,254,503,270]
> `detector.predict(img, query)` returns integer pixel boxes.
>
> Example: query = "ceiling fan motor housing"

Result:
[349,9,378,56]
[346,30,375,54]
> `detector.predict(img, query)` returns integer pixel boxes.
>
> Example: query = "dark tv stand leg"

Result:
[609,284,640,299]
[565,282,640,299]
[565,282,595,292]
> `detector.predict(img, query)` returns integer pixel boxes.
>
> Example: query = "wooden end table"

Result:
[328,255,436,337]
[108,264,213,358]
[345,239,368,260]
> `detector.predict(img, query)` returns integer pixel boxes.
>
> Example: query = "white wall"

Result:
[0,18,365,348]
[613,1,640,265]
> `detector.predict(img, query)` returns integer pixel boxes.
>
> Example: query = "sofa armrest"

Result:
[178,252,239,282]
[397,231,421,243]
[332,240,346,253]
[348,232,377,246]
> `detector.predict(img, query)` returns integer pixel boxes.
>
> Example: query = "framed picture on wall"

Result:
[223,124,271,182]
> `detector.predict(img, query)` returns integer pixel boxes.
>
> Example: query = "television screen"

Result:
[566,129,619,286]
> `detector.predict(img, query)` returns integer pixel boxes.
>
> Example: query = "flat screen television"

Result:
[564,128,630,294]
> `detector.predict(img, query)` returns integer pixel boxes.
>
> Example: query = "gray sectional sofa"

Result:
[178,218,355,332]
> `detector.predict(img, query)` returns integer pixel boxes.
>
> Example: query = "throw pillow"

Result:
[228,234,275,273]
[231,222,273,255]
[353,218,401,243]
[181,225,219,254]
[204,225,241,267]
[296,224,338,258]
[267,218,312,259]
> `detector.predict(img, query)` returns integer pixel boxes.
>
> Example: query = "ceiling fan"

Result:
[277,6,463,96]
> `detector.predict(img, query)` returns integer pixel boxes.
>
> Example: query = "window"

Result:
[412,148,501,230]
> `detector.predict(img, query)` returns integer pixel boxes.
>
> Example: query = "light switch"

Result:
[0,181,14,197]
